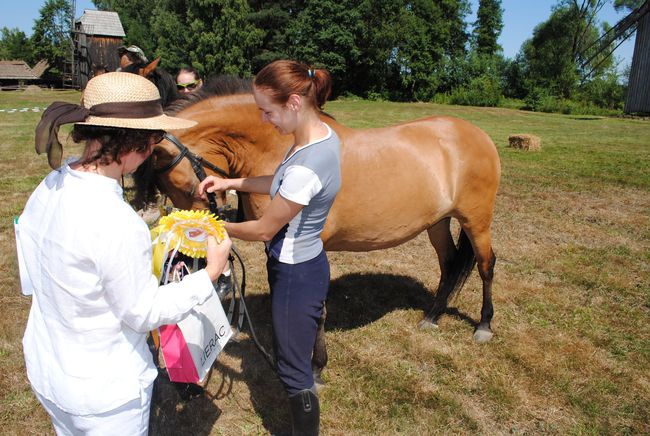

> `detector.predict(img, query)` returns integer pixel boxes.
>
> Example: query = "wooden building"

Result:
[0,60,49,90]
[74,10,126,89]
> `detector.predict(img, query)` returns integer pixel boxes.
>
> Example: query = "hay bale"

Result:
[24,85,43,94]
[508,134,541,151]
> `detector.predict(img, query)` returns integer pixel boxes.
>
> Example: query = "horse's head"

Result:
[147,132,230,211]
[133,75,294,219]
[123,58,179,107]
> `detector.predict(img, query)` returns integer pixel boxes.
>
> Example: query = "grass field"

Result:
[1,89,649,435]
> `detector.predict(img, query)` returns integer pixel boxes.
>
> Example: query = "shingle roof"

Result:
[75,10,126,37]
[0,61,38,80]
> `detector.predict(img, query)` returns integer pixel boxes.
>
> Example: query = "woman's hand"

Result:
[204,233,232,282]
[198,176,230,200]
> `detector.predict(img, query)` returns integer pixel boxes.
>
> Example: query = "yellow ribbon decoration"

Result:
[151,210,226,280]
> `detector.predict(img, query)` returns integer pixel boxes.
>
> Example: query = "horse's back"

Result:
[323,116,500,250]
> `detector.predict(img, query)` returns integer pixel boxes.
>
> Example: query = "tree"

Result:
[472,0,503,56]
[183,0,263,76]
[284,0,363,95]
[519,1,615,98]
[30,0,73,80]
[0,28,32,62]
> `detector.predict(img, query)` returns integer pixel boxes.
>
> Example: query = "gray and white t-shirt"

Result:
[267,124,341,264]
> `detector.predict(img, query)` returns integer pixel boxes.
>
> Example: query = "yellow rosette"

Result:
[151,210,226,279]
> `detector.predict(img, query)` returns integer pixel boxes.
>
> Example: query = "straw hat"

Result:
[78,72,197,130]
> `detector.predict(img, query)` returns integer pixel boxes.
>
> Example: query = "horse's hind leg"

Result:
[418,218,467,330]
[312,304,328,388]
[462,220,497,343]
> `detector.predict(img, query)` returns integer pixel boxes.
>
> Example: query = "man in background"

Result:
[117,45,148,71]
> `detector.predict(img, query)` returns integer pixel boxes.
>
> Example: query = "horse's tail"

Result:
[448,229,476,301]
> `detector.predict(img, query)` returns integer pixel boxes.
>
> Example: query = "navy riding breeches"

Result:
[267,250,329,396]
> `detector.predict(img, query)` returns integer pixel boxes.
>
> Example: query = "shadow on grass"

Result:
[148,272,477,434]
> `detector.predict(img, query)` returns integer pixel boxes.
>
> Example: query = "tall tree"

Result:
[284,0,363,95]
[30,0,73,79]
[0,28,32,62]
[472,0,503,55]
[183,0,263,76]
[519,1,615,97]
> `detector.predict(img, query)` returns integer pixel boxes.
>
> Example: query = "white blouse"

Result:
[19,164,214,415]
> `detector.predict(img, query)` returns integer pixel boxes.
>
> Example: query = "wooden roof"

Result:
[0,61,38,80]
[75,10,126,37]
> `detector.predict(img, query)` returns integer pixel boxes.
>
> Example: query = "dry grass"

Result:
[1,91,649,435]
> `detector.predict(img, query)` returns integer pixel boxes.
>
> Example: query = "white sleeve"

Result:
[278,165,322,205]
[100,219,214,333]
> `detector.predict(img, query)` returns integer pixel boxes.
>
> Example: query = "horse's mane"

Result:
[165,75,253,115]
[122,63,179,108]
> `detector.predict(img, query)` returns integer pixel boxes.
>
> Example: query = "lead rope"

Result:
[205,189,276,370]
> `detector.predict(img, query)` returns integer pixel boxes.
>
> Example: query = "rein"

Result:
[155,133,275,369]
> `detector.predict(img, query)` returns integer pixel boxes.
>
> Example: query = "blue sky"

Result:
[1,0,638,71]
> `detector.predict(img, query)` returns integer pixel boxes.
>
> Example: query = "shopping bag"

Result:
[152,209,232,383]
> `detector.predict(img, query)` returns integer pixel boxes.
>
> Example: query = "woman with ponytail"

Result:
[198,60,340,435]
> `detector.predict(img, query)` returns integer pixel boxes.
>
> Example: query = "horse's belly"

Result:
[322,217,439,252]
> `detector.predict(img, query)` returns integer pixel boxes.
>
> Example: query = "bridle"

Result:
[152,133,275,368]
[154,133,231,215]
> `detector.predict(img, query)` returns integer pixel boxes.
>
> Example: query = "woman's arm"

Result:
[199,175,273,196]
[224,194,303,241]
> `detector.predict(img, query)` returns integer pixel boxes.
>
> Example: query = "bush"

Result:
[448,75,502,107]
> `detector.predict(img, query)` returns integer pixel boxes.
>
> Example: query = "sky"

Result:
[0,0,638,72]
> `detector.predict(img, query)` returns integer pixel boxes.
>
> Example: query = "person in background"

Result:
[21,72,232,435]
[176,67,203,94]
[91,63,108,78]
[117,45,148,71]
[198,60,340,436]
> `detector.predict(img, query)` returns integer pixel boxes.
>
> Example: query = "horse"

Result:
[122,58,179,108]
[140,76,501,381]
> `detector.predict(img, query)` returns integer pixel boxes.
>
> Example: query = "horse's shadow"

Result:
[148,272,477,434]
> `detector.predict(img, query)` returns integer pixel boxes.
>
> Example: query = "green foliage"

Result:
[31,0,628,112]
[0,28,32,62]
[449,74,502,107]
[284,0,363,95]
[184,0,263,76]
[472,0,503,56]
[29,0,72,79]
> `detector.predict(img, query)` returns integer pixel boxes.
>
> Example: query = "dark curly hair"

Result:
[71,125,163,166]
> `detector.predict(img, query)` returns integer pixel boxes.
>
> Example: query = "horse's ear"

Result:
[141,57,161,77]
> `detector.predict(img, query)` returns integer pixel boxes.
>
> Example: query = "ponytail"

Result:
[254,60,332,110]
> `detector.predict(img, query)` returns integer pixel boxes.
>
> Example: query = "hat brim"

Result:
[75,114,197,130]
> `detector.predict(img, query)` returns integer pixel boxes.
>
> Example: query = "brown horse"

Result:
[145,76,500,379]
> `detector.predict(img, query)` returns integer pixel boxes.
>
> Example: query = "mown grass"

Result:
[1,89,648,435]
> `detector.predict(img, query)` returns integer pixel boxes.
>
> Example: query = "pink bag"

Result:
[159,324,200,383]
[158,289,233,384]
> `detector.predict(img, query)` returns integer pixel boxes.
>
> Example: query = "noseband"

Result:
[155,133,231,216]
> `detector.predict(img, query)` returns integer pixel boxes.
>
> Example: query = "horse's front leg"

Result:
[312,304,328,388]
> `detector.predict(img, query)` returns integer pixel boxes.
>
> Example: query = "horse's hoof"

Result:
[313,373,325,392]
[473,328,493,343]
[417,319,439,331]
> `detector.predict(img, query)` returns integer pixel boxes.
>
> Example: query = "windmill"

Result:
[580,0,650,113]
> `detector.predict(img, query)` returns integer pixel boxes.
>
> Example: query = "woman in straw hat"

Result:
[19,72,231,434]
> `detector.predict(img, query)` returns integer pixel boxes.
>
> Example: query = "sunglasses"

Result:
[176,80,199,91]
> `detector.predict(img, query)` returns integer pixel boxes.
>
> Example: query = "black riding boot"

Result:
[288,388,320,436]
